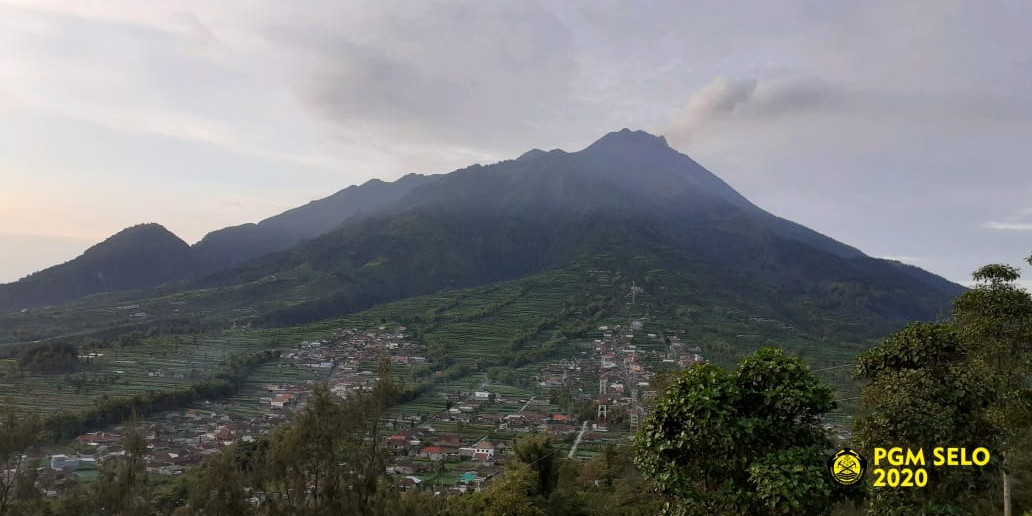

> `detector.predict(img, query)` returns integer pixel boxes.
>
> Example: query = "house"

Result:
[397,476,422,490]
[420,446,449,461]
[331,383,351,397]
[433,435,461,449]
[157,465,185,476]
[76,432,120,446]
[149,452,182,465]
[478,414,505,424]
[472,440,495,459]
[271,393,296,408]
[459,471,477,485]
[391,461,420,475]
[473,391,491,400]
[50,454,79,470]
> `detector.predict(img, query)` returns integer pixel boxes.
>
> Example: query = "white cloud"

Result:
[984,207,1032,231]
[984,222,1032,231]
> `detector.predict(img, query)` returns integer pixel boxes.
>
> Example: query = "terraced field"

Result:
[4,262,873,426]
[0,325,333,414]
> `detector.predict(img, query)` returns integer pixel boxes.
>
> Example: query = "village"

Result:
[22,321,705,497]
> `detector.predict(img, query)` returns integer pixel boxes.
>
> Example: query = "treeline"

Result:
[1,323,203,362]
[42,350,279,442]
[3,318,206,350]
[15,342,79,373]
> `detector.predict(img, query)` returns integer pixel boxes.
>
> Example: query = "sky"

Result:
[1,0,1030,288]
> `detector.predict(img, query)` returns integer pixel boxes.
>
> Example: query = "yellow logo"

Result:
[828,448,867,486]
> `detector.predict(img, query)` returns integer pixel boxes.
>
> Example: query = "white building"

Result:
[473,440,495,459]
[51,454,79,470]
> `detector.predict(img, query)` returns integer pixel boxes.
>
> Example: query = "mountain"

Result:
[0,176,434,312]
[0,129,965,340]
[191,173,433,273]
[190,129,963,337]
[0,223,194,311]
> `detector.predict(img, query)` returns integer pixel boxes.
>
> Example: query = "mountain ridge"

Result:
[0,129,963,321]
[0,223,194,311]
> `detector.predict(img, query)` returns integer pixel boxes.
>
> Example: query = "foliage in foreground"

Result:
[855,256,1032,515]
[635,347,853,515]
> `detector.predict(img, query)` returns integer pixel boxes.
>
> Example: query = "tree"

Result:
[855,257,1032,515]
[855,322,1000,514]
[200,356,403,515]
[91,417,151,515]
[186,446,250,515]
[951,259,1032,515]
[16,342,79,374]
[514,434,560,498]
[0,408,45,514]
[635,347,846,515]
[484,462,546,516]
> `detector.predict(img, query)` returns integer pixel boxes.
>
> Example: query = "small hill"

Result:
[0,223,194,311]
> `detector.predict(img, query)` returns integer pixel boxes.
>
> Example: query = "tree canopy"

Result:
[855,255,1032,515]
[635,347,848,515]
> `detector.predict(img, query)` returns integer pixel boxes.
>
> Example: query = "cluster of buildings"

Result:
[75,409,286,476]
[16,407,286,498]
[282,328,425,400]
[663,335,706,369]
[26,320,707,498]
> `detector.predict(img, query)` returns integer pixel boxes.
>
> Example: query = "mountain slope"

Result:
[1,129,964,340]
[0,175,435,312]
[191,173,434,273]
[189,129,963,338]
[0,223,194,311]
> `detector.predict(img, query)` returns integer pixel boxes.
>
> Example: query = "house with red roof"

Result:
[420,446,449,461]
[473,440,495,459]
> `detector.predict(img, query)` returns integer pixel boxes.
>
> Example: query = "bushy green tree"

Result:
[484,462,546,516]
[856,255,1032,515]
[68,417,153,516]
[186,447,250,515]
[635,347,846,515]
[855,322,999,514]
[952,260,1032,515]
[514,434,559,498]
[0,409,45,514]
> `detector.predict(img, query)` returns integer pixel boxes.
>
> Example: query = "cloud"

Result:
[984,222,1032,231]
[664,76,843,143]
[984,208,1032,231]
[284,1,580,148]
[1,0,1032,291]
